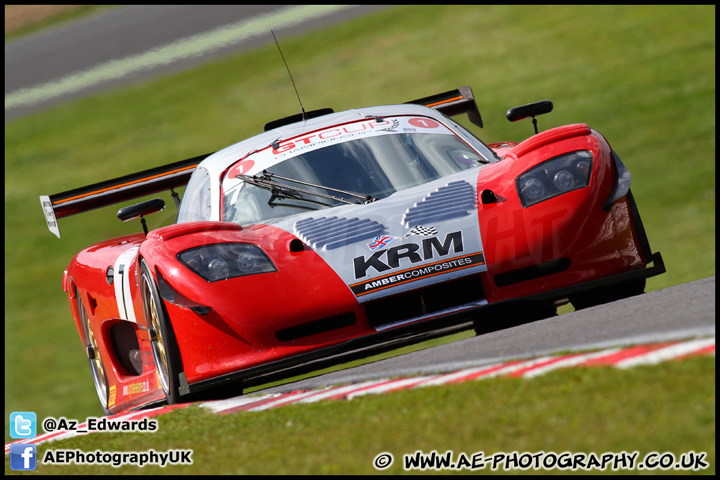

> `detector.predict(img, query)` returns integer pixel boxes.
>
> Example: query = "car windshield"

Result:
[178,115,491,226]
[222,128,487,225]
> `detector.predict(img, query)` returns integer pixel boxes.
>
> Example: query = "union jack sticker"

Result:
[367,235,394,250]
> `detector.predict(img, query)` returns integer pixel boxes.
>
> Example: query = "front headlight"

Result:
[178,243,277,282]
[516,150,593,207]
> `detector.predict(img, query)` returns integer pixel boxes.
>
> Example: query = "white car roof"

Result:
[192,103,491,221]
[199,103,451,179]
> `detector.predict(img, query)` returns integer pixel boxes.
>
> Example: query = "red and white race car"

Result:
[41,86,664,414]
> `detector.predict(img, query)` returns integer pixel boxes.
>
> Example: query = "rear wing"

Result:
[40,152,213,238]
[406,86,483,128]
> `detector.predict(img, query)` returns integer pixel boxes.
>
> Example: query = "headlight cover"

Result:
[178,243,277,282]
[516,150,593,207]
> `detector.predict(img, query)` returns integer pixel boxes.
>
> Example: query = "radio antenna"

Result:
[271,30,306,119]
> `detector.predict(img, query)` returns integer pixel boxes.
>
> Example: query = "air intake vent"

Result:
[494,258,571,287]
[110,322,142,376]
[365,274,484,330]
[401,180,476,228]
[294,216,386,250]
[276,313,356,342]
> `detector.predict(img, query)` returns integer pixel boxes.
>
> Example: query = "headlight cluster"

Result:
[516,150,593,207]
[178,243,276,282]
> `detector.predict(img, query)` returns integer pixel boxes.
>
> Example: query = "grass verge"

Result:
[5,355,715,474]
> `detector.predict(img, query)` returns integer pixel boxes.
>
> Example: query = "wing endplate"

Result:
[407,86,483,128]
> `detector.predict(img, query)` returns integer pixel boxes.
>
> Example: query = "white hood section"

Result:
[270,168,487,302]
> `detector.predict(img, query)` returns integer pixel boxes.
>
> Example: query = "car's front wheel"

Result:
[140,260,183,405]
[569,278,646,310]
[473,300,557,335]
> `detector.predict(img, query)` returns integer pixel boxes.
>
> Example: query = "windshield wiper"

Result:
[237,170,378,206]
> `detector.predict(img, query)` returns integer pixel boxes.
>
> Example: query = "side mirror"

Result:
[506,100,554,134]
[117,198,165,235]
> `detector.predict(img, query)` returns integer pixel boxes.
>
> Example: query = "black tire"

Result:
[570,277,646,310]
[474,301,557,335]
[140,260,183,405]
[77,290,112,416]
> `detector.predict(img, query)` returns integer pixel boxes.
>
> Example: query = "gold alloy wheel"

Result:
[79,295,108,408]
[143,274,170,394]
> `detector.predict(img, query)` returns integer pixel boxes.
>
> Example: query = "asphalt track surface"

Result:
[6,5,715,396]
[258,276,715,394]
[5,5,389,121]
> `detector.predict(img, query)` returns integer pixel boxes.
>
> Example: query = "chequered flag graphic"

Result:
[404,225,438,237]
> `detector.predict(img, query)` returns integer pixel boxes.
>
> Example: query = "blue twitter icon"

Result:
[10,412,37,439]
